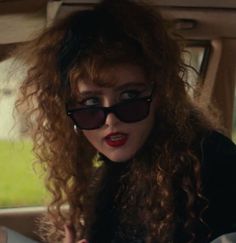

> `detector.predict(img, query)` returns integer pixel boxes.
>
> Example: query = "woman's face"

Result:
[76,64,158,162]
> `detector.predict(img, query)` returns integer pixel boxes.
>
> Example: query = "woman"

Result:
[16,0,236,242]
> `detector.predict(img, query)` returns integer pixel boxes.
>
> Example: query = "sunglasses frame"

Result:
[66,82,155,130]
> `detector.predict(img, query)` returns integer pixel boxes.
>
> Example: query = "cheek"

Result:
[82,131,97,147]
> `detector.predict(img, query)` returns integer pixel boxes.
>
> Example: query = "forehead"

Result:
[77,63,148,92]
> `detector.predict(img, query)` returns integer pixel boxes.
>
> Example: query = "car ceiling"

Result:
[0,0,236,46]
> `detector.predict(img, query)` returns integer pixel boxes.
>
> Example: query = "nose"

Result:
[104,112,121,127]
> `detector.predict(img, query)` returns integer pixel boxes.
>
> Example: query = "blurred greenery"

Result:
[233,132,236,144]
[0,139,46,208]
[0,130,235,209]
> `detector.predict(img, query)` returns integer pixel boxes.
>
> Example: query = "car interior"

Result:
[0,0,236,242]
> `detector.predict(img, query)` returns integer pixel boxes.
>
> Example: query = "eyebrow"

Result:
[114,82,147,91]
[78,82,147,97]
[78,90,103,97]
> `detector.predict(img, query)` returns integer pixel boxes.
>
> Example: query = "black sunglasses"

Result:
[66,83,155,130]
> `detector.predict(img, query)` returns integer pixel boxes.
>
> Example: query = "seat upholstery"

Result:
[0,226,39,243]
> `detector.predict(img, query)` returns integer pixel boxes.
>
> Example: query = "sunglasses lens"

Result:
[115,99,150,122]
[68,97,151,130]
[71,108,104,129]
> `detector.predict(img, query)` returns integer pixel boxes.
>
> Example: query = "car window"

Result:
[0,57,46,208]
[233,89,236,143]
[183,44,209,97]
[0,44,221,208]
[184,44,236,144]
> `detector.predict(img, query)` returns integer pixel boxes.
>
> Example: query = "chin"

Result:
[105,152,134,163]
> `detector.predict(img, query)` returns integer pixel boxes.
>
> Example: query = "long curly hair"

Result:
[16,0,218,242]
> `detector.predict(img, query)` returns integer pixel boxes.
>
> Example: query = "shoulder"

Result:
[200,130,236,192]
[200,130,236,184]
[200,130,236,172]
[199,131,236,239]
[202,130,236,160]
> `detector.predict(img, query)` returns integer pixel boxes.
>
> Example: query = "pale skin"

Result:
[63,225,87,243]
[63,64,158,242]
[78,64,158,162]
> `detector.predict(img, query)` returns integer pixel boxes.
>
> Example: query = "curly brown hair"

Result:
[16,0,218,242]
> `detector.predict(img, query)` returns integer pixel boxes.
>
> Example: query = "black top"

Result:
[87,131,236,243]
[201,131,236,241]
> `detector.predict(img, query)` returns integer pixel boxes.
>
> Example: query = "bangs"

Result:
[57,5,161,104]
[67,44,149,100]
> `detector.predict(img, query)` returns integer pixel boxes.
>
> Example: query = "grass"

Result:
[0,131,235,209]
[0,139,47,208]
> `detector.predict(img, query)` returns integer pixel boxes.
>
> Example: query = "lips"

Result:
[105,132,128,147]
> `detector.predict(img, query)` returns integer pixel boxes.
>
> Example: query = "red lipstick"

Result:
[105,132,128,147]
